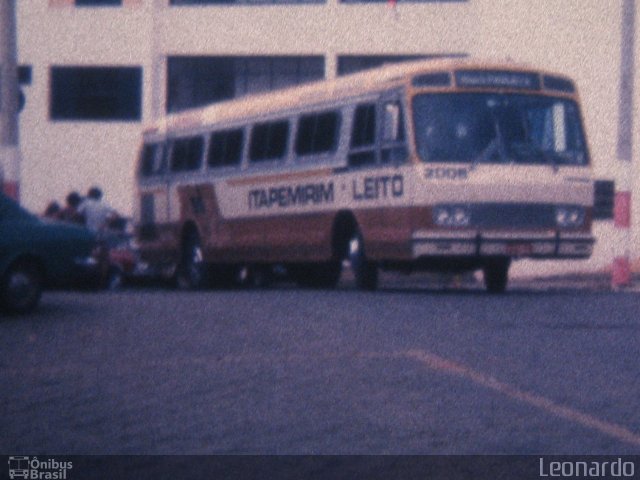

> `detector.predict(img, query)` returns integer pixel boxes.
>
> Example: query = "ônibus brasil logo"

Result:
[8,456,72,479]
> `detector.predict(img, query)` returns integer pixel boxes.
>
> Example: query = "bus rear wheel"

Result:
[348,230,378,291]
[483,258,510,293]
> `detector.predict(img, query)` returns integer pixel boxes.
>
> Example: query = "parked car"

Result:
[0,192,100,314]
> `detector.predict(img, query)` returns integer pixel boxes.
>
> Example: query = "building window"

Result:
[18,66,32,86]
[75,0,122,6]
[235,57,323,96]
[337,54,465,76]
[170,0,322,5]
[50,66,142,121]
[167,56,324,113]
[167,57,235,113]
[341,0,464,3]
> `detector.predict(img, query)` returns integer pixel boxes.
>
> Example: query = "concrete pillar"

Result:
[0,0,21,201]
[613,0,635,288]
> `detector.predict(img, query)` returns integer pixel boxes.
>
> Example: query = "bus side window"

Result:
[349,103,377,168]
[139,144,156,177]
[139,143,165,177]
[170,136,204,172]
[209,128,244,169]
[295,111,341,157]
[249,120,289,163]
[139,193,157,240]
[381,101,407,164]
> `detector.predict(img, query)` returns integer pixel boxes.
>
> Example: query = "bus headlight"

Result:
[555,205,585,228]
[433,205,471,227]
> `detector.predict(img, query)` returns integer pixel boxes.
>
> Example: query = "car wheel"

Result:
[176,233,208,290]
[348,230,378,291]
[1,263,43,314]
[483,258,510,293]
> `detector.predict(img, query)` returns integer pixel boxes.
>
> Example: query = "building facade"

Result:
[15,0,640,272]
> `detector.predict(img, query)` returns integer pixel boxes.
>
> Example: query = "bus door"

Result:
[379,91,408,166]
[375,92,412,255]
[138,140,170,243]
[167,135,219,244]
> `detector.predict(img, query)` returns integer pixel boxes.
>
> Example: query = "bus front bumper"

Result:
[411,231,595,259]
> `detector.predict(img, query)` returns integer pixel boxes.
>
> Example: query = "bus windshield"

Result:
[413,93,589,166]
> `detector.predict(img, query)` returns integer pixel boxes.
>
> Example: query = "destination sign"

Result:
[455,70,541,90]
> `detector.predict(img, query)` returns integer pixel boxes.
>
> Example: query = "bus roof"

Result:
[146,57,568,137]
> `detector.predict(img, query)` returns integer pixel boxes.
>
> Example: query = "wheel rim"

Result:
[345,230,378,291]
[348,234,362,267]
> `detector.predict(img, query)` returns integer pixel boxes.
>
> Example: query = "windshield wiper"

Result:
[470,137,502,170]
[471,114,504,170]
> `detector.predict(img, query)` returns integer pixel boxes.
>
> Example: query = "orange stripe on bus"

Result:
[226,168,334,187]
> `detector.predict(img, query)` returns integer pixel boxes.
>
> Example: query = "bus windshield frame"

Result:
[412,92,590,167]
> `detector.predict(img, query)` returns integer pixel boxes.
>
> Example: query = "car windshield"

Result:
[413,93,589,166]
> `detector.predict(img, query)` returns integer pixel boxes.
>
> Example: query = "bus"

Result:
[134,58,595,293]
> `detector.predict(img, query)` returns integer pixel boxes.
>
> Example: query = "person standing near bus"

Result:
[78,186,115,233]
[59,191,84,224]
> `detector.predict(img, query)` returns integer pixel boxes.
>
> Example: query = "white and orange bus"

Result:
[134,58,595,292]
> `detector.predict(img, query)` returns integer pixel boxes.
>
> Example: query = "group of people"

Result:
[43,187,122,234]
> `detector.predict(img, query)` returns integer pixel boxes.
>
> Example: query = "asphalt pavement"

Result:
[1,276,639,456]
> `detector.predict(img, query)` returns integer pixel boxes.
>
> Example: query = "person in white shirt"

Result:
[78,186,115,233]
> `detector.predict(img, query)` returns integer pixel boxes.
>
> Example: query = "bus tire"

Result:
[483,258,510,293]
[348,230,378,291]
[176,232,209,290]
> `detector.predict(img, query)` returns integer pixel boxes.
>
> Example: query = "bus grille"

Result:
[469,203,556,229]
